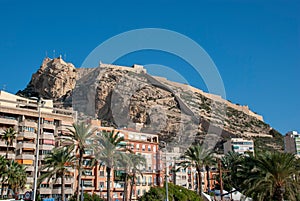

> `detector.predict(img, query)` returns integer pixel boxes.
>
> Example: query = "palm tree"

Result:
[6,160,27,196]
[240,152,300,201]
[179,144,214,195]
[39,147,76,201]
[0,156,7,198]
[0,127,17,159]
[118,153,147,201]
[221,151,244,191]
[95,130,127,201]
[128,153,146,201]
[67,122,97,201]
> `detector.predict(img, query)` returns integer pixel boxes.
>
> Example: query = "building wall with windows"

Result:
[284,131,300,157]
[0,90,75,199]
[223,138,254,155]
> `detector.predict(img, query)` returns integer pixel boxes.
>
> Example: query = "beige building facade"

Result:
[0,91,76,199]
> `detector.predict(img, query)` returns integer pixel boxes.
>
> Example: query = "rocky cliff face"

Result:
[18,58,283,152]
[18,57,77,100]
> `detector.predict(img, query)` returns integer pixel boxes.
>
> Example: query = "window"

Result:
[22,126,35,133]
[99,182,104,188]
[83,180,93,187]
[142,144,145,151]
[136,144,140,150]
[83,170,93,176]
[137,189,140,196]
[39,150,52,155]
[41,139,55,145]
[100,171,105,177]
[148,145,151,151]
[40,184,49,188]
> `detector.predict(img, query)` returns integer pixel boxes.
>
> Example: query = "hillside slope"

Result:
[18,57,283,152]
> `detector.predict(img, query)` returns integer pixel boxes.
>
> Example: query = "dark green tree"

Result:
[0,127,17,159]
[39,147,76,201]
[67,122,97,201]
[178,144,214,195]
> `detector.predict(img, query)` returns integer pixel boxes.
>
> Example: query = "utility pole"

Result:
[160,141,168,201]
[32,98,45,201]
[218,160,224,201]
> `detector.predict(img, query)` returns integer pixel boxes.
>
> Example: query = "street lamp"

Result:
[160,141,168,201]
[81,183,85,201]
[32,97,45,201]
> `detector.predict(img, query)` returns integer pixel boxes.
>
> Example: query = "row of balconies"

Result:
[40,188,73,195]
[136,182,152,186]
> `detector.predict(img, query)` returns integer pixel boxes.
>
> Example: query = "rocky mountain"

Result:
[18,57,283,152]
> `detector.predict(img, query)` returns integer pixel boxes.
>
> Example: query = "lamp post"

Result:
[81,181,84,201]
[160,141,168,201]
[32,97,45,201]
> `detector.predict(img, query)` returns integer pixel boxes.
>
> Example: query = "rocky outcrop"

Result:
[18,57,77,100]
[18,58,283,152]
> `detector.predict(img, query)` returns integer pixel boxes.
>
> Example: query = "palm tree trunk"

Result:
[196,168,202,196]
[129,172,135,201]
[1,183,4,198]
[77,151,83,201]
[106,166,111,201]
[205,165,210,192]
[6,143,9,159]
[61,176,65,201]
[273,185,284,201]
[123,173,128,201]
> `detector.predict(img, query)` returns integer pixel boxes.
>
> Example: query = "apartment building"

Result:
[284,131,300,157]
[79,123,162,201]
[0,90,75,199]
[223,138,254,155]
[120,128,161,200]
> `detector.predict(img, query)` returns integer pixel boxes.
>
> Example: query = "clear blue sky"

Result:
[0,0,299,134]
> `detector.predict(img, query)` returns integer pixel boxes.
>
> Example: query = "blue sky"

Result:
[0,0,299,134]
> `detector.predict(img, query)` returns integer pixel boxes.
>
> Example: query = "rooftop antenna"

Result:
[45,50,48,58]
[64,53,67,61]
[53,50,56,58]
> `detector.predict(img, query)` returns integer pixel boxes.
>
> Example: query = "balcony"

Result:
[17,142,36,150]
[16,154,35,160]
[0,141,16,147]
[27,177,34,183]
[25,166,34,172]
[18,132,36,139]
[40,188,52,195]
[20,120,37,128]
[58,125,72,132]
[82,175,95,180]
[0,116,18,125]
[54,178,74,184]
[41,132,55,140]
[42,123,55,130]
[40,144,54,150]
[0,153,15,160]
[52,188,73,195]
[82,186,95,191]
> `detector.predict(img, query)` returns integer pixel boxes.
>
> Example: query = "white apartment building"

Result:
[284,131,300,157]
[223,138,254,155]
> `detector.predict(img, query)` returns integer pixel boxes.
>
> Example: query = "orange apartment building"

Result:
[76,121,163,201]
